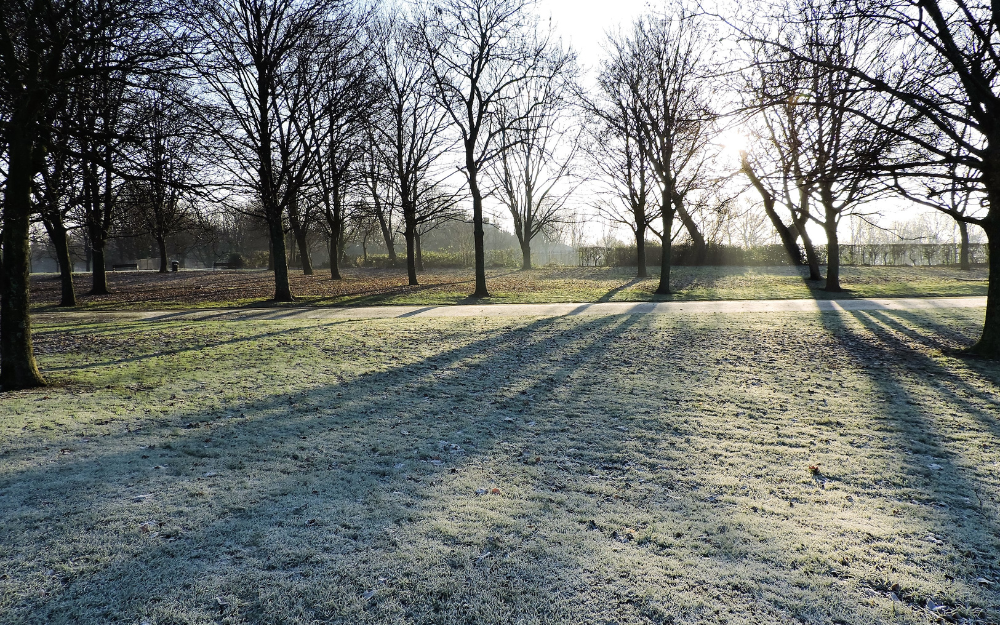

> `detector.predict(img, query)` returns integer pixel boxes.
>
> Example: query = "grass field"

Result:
[2,307,999,623]
[30,265,991,310]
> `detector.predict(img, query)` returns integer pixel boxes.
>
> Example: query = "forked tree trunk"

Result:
[741,158,804,265]
[295,230,313,275]
[674,197,705,265]
[800,229,822,282]
[375,204,397,266]
[0,126,46,390]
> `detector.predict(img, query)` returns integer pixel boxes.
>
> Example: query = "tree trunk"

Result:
[674,195,706,265]
[157,236,168,273]
[90,244,108,295]
[405,227,418,286]
[958,220,971,270]
[520,239,531,271]
[636,232,648,278]
[295,230,313,275]
[0,126,46,390]
[469,168,489,298]
[823,199,842,292]
[416,233,424,272]
[328,236,342,280]
[268,216,293,301]
[970,218,1000,356]
[800,227,822,281]
[51,222,76,306]
[375,204,397,265]
[741,157,804,265]
[656,189,674,295]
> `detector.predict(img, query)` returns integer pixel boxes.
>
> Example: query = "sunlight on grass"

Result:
[2,309,998,623]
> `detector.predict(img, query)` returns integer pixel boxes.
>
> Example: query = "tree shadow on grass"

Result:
[7,310,1000,624]
[816,308,1000,617]
[4,313,664,624]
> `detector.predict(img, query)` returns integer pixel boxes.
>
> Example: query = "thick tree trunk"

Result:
[51,223,76,306]
[636,233,648,278]
[405,227,418,286]
[823,200,842,292]
[328,236,342,280]
[970,220,1000,356]
[90,244,109,295]
[0,127,46,390]
[268,216,293,301]
[469,168,489,298]
[157,236,168,273]
[958,220,971,270]
[520,240,531,271]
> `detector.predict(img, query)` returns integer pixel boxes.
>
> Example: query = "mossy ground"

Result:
[29,265,990,310]
[2,308,999,624]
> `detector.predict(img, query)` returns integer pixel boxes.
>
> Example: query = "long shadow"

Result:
[597,277,643,303]
[11,310,1000,623]
[818,309,1000,612]
[3,313,653,623]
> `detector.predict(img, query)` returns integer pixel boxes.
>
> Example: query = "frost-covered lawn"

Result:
[29,264,990,309]
[2,308,999,624]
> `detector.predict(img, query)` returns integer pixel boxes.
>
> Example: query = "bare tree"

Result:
[35,90,80,306]
[128,84,206,273]
[603,6,718,294]
[370,12,455,285]
[736,46,819,276]
[417,0,555,297]
[489,43,579,270]
[733,0,909,291]
[185,0,349,300]
[359,138,399,264]
[584,71,658,278]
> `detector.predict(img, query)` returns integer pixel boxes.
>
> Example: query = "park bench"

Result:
[111,263,138,271]
[213,262,235,269]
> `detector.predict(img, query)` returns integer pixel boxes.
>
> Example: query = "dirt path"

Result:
[34,296,987,323]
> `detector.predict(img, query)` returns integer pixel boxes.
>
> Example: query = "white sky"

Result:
[535,0,654,72]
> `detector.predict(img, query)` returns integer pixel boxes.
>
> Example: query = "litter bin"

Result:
[171,260,179,272]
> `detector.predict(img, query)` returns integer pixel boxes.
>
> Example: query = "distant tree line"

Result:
[2,0,1000,389]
